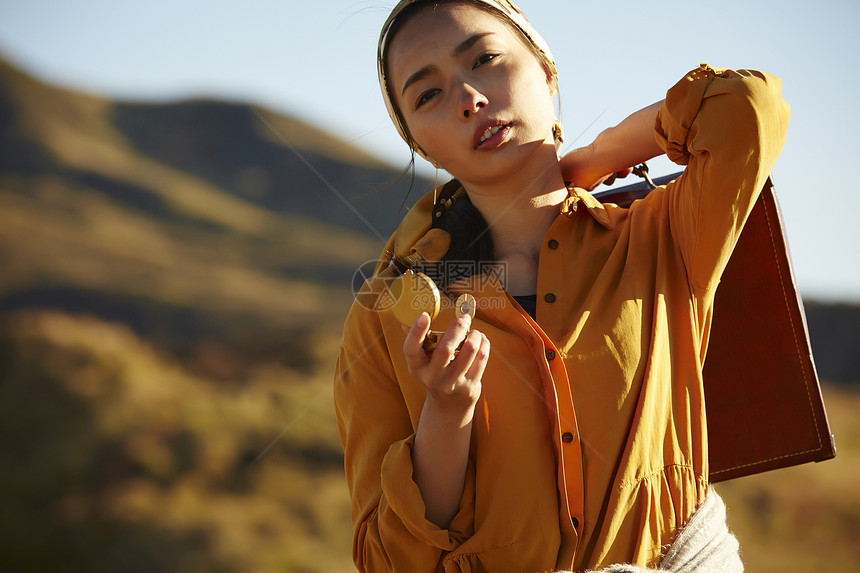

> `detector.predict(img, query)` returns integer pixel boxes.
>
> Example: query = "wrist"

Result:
[421,393,478,430]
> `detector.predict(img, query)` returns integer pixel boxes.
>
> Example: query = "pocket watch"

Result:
[388,269,477,351]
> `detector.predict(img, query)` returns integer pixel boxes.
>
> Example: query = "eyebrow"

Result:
[400,32,494,97]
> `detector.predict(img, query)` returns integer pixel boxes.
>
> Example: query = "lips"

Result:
[474,120,511,150]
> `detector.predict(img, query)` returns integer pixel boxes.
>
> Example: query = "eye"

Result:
[473,53,499,69]
[415,88,440,110]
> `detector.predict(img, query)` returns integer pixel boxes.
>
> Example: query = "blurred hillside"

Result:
[0,54,434,357]
[0,53,426,572]
[0,55,858,572]
[803,301,860,385]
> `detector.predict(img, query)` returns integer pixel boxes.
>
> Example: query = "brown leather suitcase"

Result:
[595,173,837,482]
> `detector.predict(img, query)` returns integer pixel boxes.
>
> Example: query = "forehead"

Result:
[386,3,521,83]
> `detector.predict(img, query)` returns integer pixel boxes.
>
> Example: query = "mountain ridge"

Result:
[0,53,429,346]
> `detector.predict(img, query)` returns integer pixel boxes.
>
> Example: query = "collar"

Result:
[391,184,615,262]
[561,186,614,230]
[392,187,448,262]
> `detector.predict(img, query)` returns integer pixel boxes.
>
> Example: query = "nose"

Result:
[460,83,488,119]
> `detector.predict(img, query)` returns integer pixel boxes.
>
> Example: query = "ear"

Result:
[547,70,558,96]
[540,60,558,96]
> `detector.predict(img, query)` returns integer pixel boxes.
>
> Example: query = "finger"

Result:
[429,314,472,370]
[402,312,431,363]
[464,332,491,382]
[445,329,484,378]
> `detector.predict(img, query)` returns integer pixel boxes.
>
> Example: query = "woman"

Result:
[334,0,790,571]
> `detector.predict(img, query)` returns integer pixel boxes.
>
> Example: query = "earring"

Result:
[433,167,438,206]
[552,120,564,144]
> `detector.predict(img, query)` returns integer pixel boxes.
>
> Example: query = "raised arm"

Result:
[654,65,790,295]
[560,100,665,190]
[562,65,790,298]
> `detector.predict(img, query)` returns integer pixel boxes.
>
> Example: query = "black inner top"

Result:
[511,293,537,320]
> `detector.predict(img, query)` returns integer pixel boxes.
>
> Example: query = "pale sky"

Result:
[1,0,858,301]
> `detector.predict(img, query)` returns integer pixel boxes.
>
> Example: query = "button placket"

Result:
[544,347,583,535]
[528,306,583,548]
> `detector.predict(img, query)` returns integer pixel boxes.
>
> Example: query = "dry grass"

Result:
[0,310,354,572]
[717,383,860,572]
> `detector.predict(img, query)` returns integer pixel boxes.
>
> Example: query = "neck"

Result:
[459,148,568,294]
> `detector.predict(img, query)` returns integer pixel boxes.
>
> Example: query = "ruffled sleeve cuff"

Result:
[654,63,723,165]
[380,435,476,550]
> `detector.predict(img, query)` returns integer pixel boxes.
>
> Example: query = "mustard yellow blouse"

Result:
[334,65,790,572]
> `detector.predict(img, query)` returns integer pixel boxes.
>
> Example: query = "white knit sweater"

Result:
[567,491,743,573]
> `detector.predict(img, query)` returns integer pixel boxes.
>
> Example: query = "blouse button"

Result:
[545,349,556,361]
[547,239,559,249]
[544,293,556,303]
[572,517,580,530]
[562,432,574,443]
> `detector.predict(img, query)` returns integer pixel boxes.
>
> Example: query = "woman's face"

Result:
[387,3,557,186]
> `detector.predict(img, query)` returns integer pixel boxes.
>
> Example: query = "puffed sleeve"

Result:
[333,293,476,572]
[655,64,790,296]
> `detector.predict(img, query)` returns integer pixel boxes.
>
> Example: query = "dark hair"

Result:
[421,179,495,288]
[388,177,495,291]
